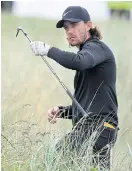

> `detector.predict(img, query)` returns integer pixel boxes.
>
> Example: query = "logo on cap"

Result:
[63,10,72,17]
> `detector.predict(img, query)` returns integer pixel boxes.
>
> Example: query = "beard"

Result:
[67,31,88,47]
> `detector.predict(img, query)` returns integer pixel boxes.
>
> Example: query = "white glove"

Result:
[30,41,51,56]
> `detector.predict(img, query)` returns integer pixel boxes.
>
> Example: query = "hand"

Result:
[30,41,51,56]
[47,106,60,124]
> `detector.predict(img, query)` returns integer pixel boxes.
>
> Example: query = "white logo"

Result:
[63,10,72,17]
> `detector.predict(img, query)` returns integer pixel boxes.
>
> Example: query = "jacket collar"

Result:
[79,36,99,50]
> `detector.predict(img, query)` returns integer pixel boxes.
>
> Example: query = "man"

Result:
[30,6,118,170]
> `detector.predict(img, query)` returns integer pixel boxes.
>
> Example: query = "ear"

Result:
[86,21,92,31]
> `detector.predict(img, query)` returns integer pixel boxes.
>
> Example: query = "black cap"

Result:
[56,6,91,28]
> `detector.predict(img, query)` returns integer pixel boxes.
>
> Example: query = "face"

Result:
[63,21,92,46]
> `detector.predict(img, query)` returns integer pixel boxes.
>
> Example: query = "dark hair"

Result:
[89,26,102,40]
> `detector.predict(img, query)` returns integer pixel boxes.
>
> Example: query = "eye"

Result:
[63,26,67,30]
[63,26,68,30]
[71,22,77,27]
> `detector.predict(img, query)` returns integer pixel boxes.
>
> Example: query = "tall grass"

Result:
[1,114,132,171]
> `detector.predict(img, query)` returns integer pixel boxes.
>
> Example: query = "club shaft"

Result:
[22,30,32,42]
[26,36,32,43]
[40,55,87,116]
[19,29,87,116]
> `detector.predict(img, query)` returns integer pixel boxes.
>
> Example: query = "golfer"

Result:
[30,6,118,169]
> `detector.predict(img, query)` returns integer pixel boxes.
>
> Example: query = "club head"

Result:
[16,26,31,42]
[16,27,24,37]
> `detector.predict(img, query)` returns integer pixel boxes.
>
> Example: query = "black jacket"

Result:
[47,37,118,127]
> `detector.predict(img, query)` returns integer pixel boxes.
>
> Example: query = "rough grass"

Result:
[1,115,132,171]
[1,13,132,170]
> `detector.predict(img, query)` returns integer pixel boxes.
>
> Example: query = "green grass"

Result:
[1,13,132,170]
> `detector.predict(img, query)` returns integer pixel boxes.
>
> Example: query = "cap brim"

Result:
[56,18,82,28]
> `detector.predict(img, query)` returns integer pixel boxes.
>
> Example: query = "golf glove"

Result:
[30,41,51,56]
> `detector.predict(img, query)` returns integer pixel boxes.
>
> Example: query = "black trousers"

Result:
[55,116,118,170]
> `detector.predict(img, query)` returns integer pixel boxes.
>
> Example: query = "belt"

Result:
[104,122,115,129]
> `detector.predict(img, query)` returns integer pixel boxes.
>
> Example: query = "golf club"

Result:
[16,27,87,116]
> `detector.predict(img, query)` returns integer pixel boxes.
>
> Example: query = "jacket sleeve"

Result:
[58,105,72,119]
[47,44,106,71]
